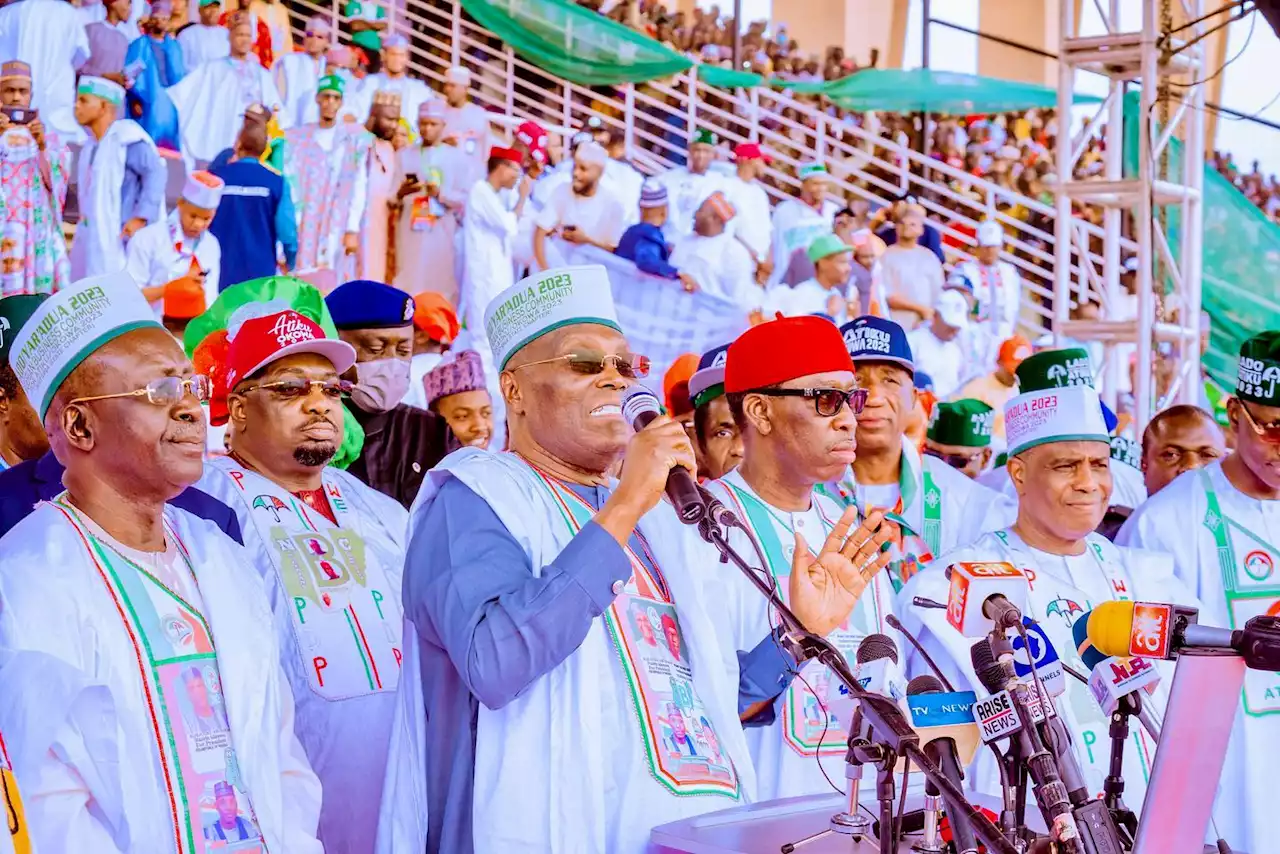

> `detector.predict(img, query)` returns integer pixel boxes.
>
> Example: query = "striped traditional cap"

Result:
[638,180,668,209]
[383,33,409,50]
[423,349,486,408]
[78,76,125,106]
[0,60,30,81]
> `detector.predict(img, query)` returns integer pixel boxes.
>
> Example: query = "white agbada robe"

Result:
[832,439,1017,588]
[168,56,286,164]
[177,24,230,72]
[605,158,643,226]
[356,73,433,126]
[274,52,326,129]
[764,278,847,324]
[197,458,408,854]
[722,174,773,264]
[898,529,1193,811]
[906,324,987,400]
[669,230,760,308]
[654,167,724,237]
[460,179,517,442]
[704,469,897,799]
[955,258,1022,362]
[769,197,840,287]
[534,181,628,255]
[442,100,493,190]
[376,449,757,854]
[70,119,163,280]
[125,210,222,310]
[1116,460,1276,854]
[0,0,90,142]
[0,500,324,853]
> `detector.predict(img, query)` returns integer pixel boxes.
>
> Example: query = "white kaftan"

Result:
[0,0,90,141]
[168,56,286,164]
[898,529,1195,814]
[722,174,773,264]
[197,459,408,854]
[705,470,897,799]
[0,499,323,853]
[654,166,724,238]
[764,277,847,323]
[442,101,492,190]
[125,209,222,310]
[1116,461,1278,854]
[70,119,161,280]
[768,197,840,287]
[273,52,326,129]
[955,257,1023,360]
[669,231,760,308]
[176,24,230,73]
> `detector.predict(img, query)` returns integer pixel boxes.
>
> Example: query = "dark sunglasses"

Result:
[1237,399,1280,444]
[238,378,353,399]
[752,387,868,417]
[515,349,651,379]
[924,447,982,470]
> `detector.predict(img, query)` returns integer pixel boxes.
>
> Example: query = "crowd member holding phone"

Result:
[126,170,225,311]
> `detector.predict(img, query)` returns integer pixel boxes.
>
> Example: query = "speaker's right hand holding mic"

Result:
[789,508,897,636]
[597,415,697,545]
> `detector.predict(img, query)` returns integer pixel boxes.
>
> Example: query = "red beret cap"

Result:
[725,314,853,393]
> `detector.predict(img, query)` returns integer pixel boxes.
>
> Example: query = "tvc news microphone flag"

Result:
[547,241,750,394]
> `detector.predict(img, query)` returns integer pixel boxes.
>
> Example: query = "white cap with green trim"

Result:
[484,265,621,370]
[1003,383,1110,457]
[11,271,162,419]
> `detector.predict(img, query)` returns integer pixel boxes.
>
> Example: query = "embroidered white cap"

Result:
[484,265,621,370]
[11,272,162,418]
[977,220,1004,248]
[574,141,608,169]
[181,170,225,211]
[445,66,472,85]
[1004,383,1110,457]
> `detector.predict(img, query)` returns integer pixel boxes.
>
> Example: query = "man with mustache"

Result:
[196,304,408,854]
[703,315,898,799]
[899,347,1195,814]
[0,274,322,852]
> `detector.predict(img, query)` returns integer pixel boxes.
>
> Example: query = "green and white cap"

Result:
[78,76,125,106]
[1236,331,1280,406]
[1110,434,1141,471]
[11,272,162,418]
[927,399,994,448]
[1015,346,1094,391]
[1004,383,1110,457]
[484,265,621,370]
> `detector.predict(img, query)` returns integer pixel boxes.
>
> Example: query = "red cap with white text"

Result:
[225,309,356,390]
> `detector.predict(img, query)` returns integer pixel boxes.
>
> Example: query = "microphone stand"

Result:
[1103,695,1141,849]
[694,511,1019,854]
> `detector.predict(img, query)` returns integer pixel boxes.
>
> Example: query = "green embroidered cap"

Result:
[0,294,49,371]
[317,74,345,96]
[927,399,994,448]
[1015,347,1094,392]
[691,128,718,147]
[1236,331,1280,406]
[1110,434,1141,471]
[806,233,851,264]
[798,162,828,180]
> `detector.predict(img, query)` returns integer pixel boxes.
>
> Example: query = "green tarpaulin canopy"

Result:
[819,68,1098,113]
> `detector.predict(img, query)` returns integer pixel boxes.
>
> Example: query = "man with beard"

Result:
[392,101,466,298]
[654,128,725,237]
[0,275,322,852]
[688,342,743,481]
[1116,332,1280,854]
[273,15,330,127]
[327,279,451,507]
[423,350,493,450]
[360,90,400,282]
[196,304,408,854]
[703,315,897,799]
[532,141,627,271]
[899,348,1195,817]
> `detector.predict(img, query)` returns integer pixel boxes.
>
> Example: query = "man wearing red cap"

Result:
[721,142,773,279]
[703,315,898,799]
[195,305,410,854]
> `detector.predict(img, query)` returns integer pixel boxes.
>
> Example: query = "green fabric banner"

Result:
[819,68,1095,114]
[460,0,692,85]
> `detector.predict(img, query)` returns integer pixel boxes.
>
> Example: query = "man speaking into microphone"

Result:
[702,314,899,800]
[898,348,1195,807]
[380,266,896,854]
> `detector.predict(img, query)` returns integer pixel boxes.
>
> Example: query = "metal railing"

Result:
[286,0,1138,338]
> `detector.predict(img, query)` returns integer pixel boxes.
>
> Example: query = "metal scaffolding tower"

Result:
[1053,0,1216,430]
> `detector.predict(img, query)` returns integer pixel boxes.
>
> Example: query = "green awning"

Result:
[819,68,1098,114]
[461,0,691,86]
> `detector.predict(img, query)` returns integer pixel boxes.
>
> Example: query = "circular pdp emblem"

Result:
[1244,549,1275,582]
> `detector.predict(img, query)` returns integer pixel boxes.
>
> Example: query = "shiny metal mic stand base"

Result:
[779,745,879,853]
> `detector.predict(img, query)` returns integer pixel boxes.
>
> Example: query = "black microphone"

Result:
[621,386,706,524]
[886,613,955,692]
[908,675,979,854]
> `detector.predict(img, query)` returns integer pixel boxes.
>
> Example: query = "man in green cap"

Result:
[925,399,993,479]
[765,232,852,321]
[281,73,373,276]
[900,343,1194,817]
[768,161,841,287]
[1118,332,1280,854]
[654,128,725,237]
[0,295,50,471]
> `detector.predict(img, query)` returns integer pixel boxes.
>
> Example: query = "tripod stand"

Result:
[779,739,892,853]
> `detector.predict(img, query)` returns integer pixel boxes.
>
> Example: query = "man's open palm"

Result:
[788,507,897,637]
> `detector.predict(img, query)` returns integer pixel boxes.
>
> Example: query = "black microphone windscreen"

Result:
[906,674,945,695]
[857,632,899,665]
[969,638,1008,693]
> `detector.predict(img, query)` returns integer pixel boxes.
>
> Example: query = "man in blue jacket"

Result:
[614,181,697,292]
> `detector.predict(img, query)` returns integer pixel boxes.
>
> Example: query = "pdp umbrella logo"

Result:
[1244,549,1274,582]
[252,495,288,522]
[1045,597,1084,623]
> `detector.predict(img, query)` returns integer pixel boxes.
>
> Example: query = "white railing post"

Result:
[505,47,515,116]
[331,0,340,42]
[562,81,572,129]
[624,84,636,160]
[816,112,827,162]
[451,0,462,66]
[750,87,759,142]
[686,71,697,145]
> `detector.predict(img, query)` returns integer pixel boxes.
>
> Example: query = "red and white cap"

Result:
[225,309,356,390]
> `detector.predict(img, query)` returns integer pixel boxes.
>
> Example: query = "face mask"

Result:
[351,357,411,413]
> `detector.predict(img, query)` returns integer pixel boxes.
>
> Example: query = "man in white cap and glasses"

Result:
[127,170,225,310]
[954,219,1022,361]
[70,76,166,280]
[393,98,467,301]
[0,273,323,852]
[356,34,432,126]
[195,303,408,854]
[441,65,492,188]
[768,161,840,287]
[376,264,890,853]
[273,13,332,128]
[532,140,627,271]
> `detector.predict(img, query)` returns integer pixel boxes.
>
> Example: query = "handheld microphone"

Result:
[945,562,1030,637]
[621,386,706,524]
[908,675,980,854]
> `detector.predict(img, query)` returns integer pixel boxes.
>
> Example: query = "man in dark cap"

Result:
[924,399,994,480]
[687,342,742,481]
[0,295,49,472]
[326,278,452,507]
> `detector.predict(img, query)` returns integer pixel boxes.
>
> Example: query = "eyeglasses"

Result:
[751,387,868,417]
[237,378,354,400]
[513,350,651,379]
[1236,399,1280,443]
[925,447,983,471]
[69,375,211,407]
